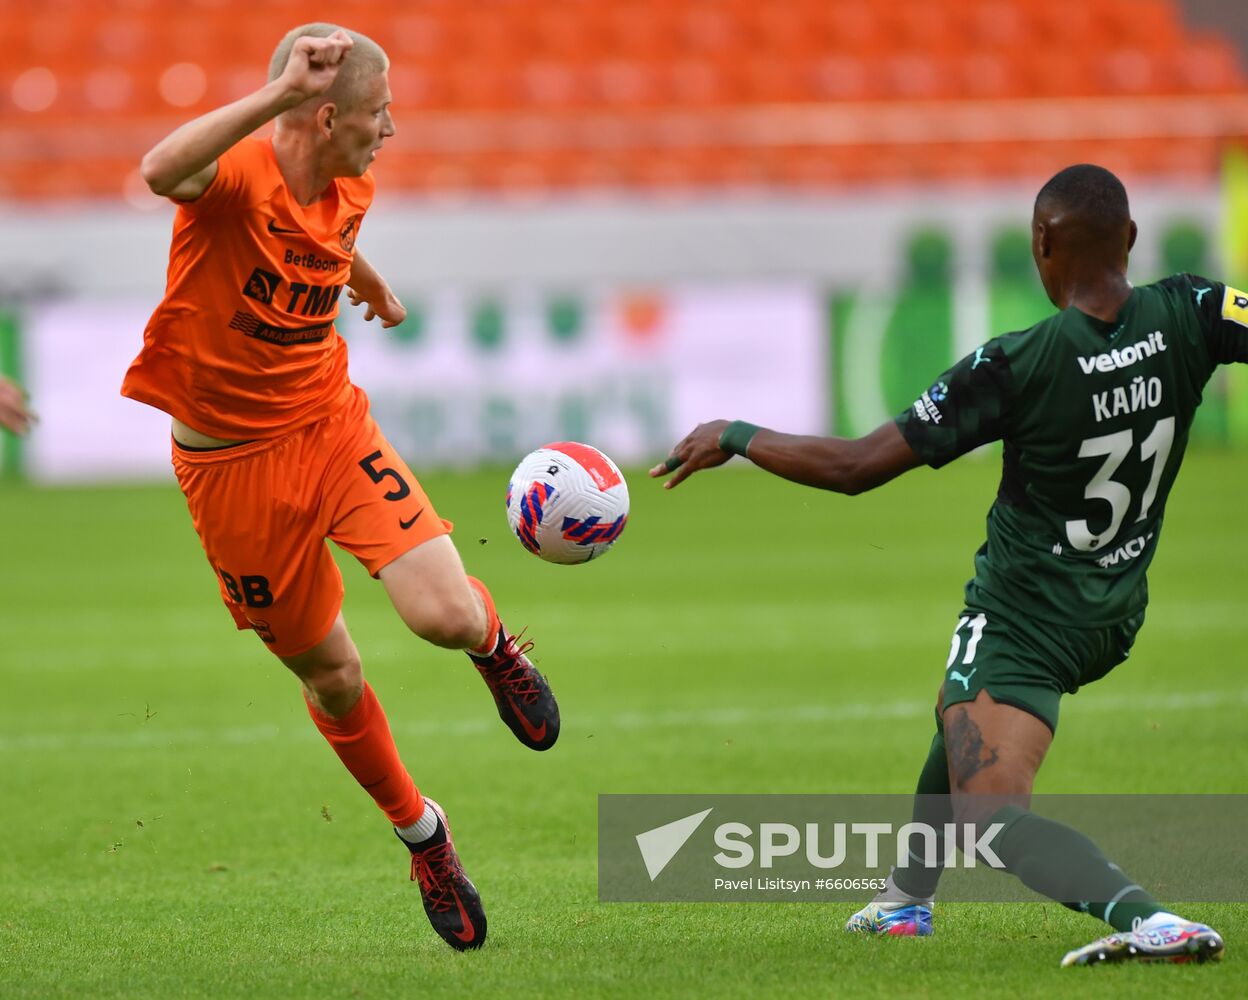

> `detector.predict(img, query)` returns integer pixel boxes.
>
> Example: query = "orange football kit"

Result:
[119,71,552,953]
[122,137,450,657]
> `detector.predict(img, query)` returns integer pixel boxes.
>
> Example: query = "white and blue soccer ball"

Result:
[506,442,629,564]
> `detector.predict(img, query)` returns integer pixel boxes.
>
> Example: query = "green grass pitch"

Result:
[1,451,1245,998]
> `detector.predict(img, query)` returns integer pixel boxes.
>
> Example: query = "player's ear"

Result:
[316,102,337,138]
[1126,220,1138,253]
[1035,221,1053,259]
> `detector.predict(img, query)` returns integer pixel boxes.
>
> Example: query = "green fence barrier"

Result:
[987,227,1050,336]
[1223,144,1248,446]
[830,227,956,437]
[0,308,22,480]
[830,213,1242,446]
[1159,219,1227,446]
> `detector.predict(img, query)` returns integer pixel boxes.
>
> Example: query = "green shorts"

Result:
[940,604,1145,734]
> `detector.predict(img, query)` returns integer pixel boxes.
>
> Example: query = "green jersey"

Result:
[896,274,1248,627]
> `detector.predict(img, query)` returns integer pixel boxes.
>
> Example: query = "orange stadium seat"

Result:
[876,3,970,54]
[879,52,962,101]
[676,3,741,57]
[811,6,890,56]
[1104,0,1182,50]
[809,54,881,103]
[1172,34,1244,93]
[664,57,739,107]
[386,11,454,60]
[955,50,1031,100]
[749,6,819,55]
[963,2,1030,50]
[1097,47,1176,96]
[1,0,1245,199]
[1021,0,1100,47]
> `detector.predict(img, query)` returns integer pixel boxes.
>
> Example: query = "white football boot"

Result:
[1060,913,1224,967]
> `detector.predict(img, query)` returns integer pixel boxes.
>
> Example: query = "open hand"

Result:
[347,284,407,328]
[0,376,34,435]
[649,419,732,489]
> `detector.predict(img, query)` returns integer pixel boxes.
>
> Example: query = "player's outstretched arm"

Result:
[0,376,35,435]
[651,419,921,494]
[347,250,407,328]
[140,30,355,201]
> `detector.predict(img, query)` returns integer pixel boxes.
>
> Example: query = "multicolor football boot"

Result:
[400,799,487,952]
[845,899,934,937]
[1061,916,1224,968]
[468,624,560,751]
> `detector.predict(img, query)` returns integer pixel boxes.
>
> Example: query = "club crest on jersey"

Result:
[339,214,361,253]
[1224,287,1248,329]
[912,384,945,424]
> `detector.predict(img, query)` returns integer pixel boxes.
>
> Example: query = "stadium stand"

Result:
[2,0,1247,199]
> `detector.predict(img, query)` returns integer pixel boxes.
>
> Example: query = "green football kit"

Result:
[896,274,1248,731]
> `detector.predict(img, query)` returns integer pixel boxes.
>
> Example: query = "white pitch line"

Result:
[1,688,1245,754]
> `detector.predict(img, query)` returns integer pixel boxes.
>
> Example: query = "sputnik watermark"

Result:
[599,794,1248,903]
[636,812,1003,882]
[635,808,713,880]
[709,819,1004,871]
[712,876,886,895]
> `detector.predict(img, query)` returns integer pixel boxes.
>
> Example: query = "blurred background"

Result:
[3,0,1248,482]
[7,8,1248,990]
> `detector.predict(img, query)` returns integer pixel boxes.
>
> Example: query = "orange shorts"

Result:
[171,384,451,657]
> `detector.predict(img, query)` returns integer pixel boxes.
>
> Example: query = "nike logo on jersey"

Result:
[399,510,424,530]
[267,220,301,235]
[1077,331,1166,374]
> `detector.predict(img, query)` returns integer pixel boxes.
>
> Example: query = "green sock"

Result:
[990,805,1163,931]
[891,728,952,900]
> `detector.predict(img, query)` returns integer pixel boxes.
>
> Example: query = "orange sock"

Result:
[305,682,425,828]
[466,576,501,655]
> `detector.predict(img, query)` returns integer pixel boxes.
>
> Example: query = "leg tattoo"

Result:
[947,706,1000,787]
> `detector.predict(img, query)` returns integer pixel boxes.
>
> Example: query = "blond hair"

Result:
[269,23,388,119]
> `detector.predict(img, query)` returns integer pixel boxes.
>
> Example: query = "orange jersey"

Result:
[122,137,373,439]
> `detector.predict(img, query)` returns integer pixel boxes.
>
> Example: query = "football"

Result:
[506,442,630,564]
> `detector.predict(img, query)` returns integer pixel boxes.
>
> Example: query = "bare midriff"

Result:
[171,417,246,448]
